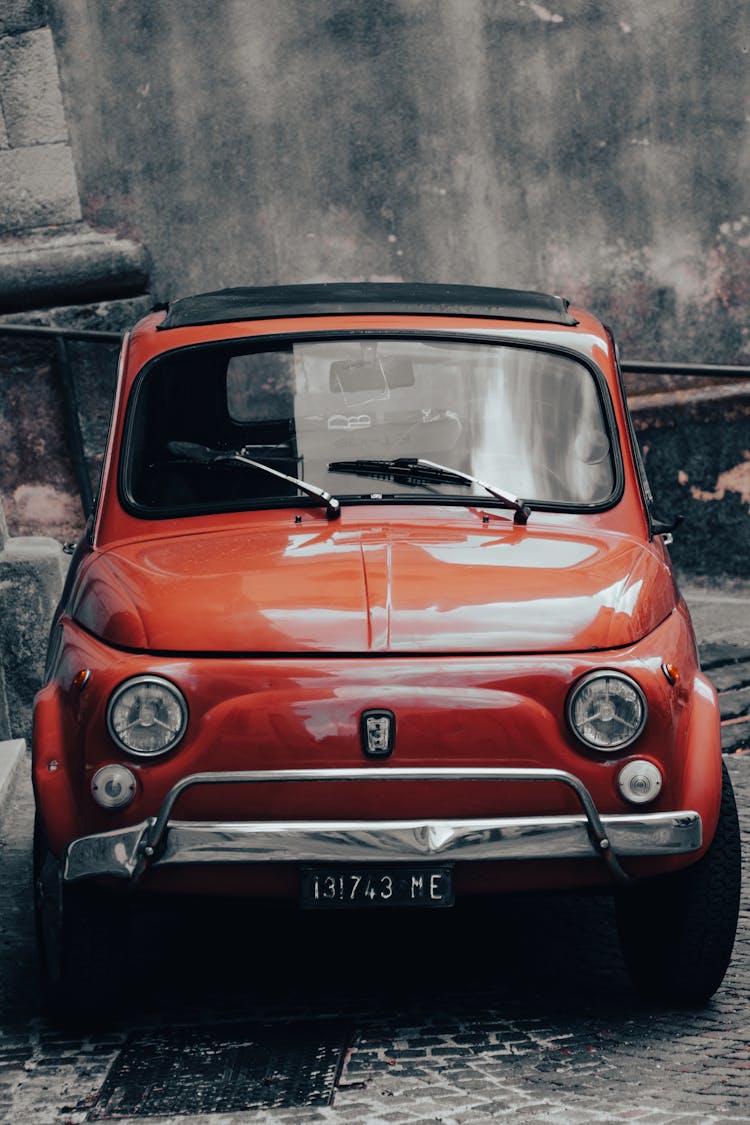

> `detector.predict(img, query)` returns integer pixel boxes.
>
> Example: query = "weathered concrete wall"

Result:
[0,506,66,740]
[0,296,151,540]
[48,0,749,363]
[631,384,750,578]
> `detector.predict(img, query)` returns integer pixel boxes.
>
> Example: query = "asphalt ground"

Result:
[0,580,748,1125]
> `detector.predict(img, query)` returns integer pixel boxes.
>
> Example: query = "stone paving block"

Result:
[710,659,750,692]
[700,642,750,671]
[0,143,80,231]
[0,0,46,37]
[450,1031,493,1045]
[721,685,750,719]
[724,719,750,754]
[368,1110,424,1123]
[0,28,67,145]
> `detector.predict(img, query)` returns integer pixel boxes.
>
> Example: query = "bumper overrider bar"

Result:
[64,767,703,887]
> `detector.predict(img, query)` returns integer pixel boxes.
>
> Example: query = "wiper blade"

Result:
[328,458,469,486]
[328,457,530,524]
[168,441,341,520]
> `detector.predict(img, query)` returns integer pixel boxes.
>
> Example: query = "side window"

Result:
[227,350,295,422]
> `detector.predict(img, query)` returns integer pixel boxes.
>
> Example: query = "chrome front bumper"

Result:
[63,767,703,886]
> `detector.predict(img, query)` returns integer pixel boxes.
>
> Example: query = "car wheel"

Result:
[615,762,741,1004]
[33,814,128,1018]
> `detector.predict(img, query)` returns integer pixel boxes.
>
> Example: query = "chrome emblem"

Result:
[361,709,395,758]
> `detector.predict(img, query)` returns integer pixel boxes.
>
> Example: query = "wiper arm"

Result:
[168,441,341,520]
[328,457,530,524]
[411,458,530,523]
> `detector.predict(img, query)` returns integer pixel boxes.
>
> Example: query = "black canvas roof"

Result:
[158,282,577,330]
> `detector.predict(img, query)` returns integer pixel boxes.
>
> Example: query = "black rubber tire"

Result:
[616,762,741,1004]
[34,814,129,1019]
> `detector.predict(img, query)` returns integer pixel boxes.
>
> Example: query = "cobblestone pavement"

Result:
[0,634,748,1124]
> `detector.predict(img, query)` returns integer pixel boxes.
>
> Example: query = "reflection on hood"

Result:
[70,520,675,655]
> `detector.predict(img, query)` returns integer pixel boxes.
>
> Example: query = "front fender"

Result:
[676,672,723,859]
[32,685,84,858]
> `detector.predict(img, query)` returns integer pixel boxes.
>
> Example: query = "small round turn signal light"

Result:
[91,764,136,810]
[617,760,663,806]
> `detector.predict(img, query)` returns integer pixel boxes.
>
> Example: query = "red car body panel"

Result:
[68,516,674,655]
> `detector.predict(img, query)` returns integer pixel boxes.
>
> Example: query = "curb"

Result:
[0,738,26,821]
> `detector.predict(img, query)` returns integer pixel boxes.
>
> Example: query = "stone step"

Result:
[0,739,25,819]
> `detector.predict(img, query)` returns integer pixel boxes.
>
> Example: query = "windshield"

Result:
[124,338,615,515]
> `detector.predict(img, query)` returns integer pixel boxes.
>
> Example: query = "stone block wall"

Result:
[0,4,81,234]
[0,1,150,314]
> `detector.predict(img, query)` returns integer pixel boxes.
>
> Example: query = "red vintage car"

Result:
[33,283,740,1010]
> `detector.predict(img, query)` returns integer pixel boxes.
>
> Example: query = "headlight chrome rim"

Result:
[107,674,188,758]
[566,669,647,753]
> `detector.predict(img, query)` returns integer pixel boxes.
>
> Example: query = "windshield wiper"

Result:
[328,457,530,524]
[168,441,341,519]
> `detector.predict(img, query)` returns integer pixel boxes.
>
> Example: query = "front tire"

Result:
[616,762,741,1004]
[34,815,128,1018]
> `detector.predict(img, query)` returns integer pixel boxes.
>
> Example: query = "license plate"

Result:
[300,865,454,909]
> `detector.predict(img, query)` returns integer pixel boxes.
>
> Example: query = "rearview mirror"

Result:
[329,357,415,396]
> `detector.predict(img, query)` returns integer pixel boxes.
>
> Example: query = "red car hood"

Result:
[71,522,676,655]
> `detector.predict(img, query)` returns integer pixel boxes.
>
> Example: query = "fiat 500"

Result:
[33,283,740,1010]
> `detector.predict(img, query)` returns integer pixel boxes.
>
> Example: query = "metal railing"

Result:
[620,360,750,378]
[1,322,749,519]
[0,324,121,516]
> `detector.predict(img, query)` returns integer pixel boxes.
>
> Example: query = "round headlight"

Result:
[107,675,188,757]
[567,671,646,752]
